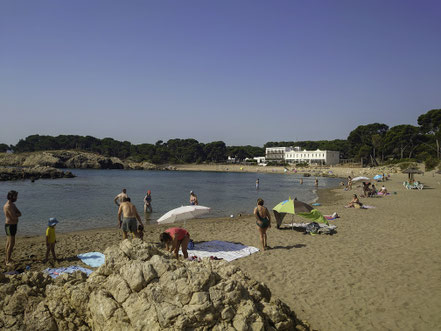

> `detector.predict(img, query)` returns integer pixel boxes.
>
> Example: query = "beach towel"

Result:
[362,205,376,209]
[44,266,93,279]
[77,252,105,268]
[181,240,259,262]
[311,203,321,206]
[324,216,337,220]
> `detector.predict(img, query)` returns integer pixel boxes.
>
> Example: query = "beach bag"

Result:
[305,222,320,234]
[188,239,194,250]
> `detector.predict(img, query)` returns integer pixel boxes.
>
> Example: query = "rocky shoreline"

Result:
[0,240,308,330]
[0,151,166,181]
[0,166,75,181]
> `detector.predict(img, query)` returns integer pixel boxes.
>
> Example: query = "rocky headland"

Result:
[0,151,162,181]
[0,166,75,181]
[0,240,307,331]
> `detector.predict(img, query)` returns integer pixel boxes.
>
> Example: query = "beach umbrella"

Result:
[156,205,210,224]
[273,197,314,214]
[352,176,370,182]
[273,198,328,228]
[402,167,423,181]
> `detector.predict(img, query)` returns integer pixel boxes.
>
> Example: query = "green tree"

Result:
[204,141,227,162]
[383,125,420,159]
[417,108,441,159]
[347,123,389,161]
[0,143,9,152]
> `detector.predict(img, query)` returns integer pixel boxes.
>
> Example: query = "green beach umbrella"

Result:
[273,197,328,228]
[273,197,314,214]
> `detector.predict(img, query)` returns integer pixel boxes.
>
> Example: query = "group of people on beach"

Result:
[3,190,59,266]
[345,176,389,208]
[112,188,199,259]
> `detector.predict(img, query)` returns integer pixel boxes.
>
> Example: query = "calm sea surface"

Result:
[0,169,341,235]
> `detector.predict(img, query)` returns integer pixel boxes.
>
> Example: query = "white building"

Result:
[265,147,340,165]
[265,147,293,161]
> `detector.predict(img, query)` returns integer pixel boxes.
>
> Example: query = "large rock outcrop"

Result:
[0,151,125,170]
[0,166,75,181]
[0,240,307,330]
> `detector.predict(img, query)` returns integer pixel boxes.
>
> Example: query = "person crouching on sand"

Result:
[45,217,58,262]
[254,198,271,251]
[160,227,190,259]
[118,197,144,239]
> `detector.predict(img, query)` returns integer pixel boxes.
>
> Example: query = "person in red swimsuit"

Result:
[160,227,190,259]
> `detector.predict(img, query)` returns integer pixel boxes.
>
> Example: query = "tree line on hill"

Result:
[1,108,440,167]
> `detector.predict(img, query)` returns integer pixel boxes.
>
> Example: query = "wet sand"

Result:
[1,171,441,330]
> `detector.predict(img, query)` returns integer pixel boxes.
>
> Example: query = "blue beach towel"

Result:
[311,203,321,206]
[77,252,105,268]
[44,266,93,279]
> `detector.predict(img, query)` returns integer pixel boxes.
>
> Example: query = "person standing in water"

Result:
[256,178,260,190]
[144,190,152,213]
[315,178,319,187]
[114,188,128,206]
[189,191,198,205]
[4,190,21,266]
[254,198,271,251]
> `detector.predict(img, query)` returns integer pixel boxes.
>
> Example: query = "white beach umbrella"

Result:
[352,176,370,182]
[156,205,211,224]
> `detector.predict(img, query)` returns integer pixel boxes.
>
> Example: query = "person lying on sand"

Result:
[254,198,271,251]
[345,194,363,208]
[160,227,190,259]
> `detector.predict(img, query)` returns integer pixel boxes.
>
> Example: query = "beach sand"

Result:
[1,170,441,330]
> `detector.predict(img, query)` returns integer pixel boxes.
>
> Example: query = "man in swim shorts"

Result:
[118,197,144,239]
[4,190,21,265]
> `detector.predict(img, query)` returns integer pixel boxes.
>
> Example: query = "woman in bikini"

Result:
[254,198,271,251]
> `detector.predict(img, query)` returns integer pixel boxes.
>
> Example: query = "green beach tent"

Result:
[273,197,328,228]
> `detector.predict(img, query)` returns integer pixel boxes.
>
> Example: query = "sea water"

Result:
[0,169,341,235]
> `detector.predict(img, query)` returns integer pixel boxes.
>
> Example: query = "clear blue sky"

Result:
[1,0,440,146]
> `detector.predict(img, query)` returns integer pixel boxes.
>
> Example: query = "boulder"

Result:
[0,240,306,330]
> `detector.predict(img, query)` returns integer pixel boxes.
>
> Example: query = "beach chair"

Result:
[405,181,424,190]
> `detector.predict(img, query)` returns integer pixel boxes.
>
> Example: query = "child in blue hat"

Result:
[45,217,59,262]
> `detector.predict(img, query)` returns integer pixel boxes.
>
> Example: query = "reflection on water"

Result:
[0,169,341,235]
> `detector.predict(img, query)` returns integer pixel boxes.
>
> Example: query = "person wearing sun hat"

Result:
[45,217,59,262]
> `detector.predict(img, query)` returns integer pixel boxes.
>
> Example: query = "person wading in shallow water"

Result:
[4,190,21,266]
[254,198,271,251]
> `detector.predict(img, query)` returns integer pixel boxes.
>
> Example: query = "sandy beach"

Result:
[1,168,441,330]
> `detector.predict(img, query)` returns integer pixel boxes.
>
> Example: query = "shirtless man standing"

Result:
[4,190,21,265]
[118,197,144,239]
[114,188,128,206]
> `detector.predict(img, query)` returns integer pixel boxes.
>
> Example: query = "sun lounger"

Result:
[404,181,424,190]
